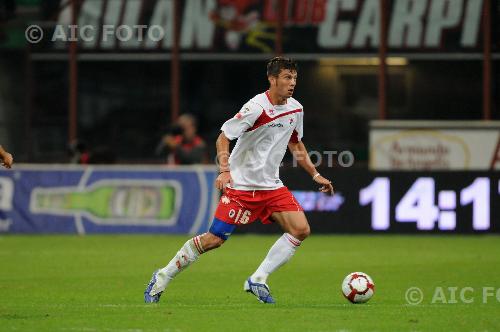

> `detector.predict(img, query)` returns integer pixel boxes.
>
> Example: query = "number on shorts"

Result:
[235,209,251,224]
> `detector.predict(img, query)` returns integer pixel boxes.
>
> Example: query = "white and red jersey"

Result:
[221,91,304,190]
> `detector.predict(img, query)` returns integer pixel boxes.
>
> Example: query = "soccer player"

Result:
[145,57,334,304]
[0,145,13,168]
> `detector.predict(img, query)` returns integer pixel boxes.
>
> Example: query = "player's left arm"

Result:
[288,141,334,195]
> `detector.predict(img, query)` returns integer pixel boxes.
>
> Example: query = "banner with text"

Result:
[17,0,498,55]
[0,165,218,234]
[1,166,499,234]
[370,122,500,170]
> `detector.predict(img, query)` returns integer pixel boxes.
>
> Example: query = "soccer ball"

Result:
[341,272,375,303]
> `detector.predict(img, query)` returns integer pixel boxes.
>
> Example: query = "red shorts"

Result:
[214,187,303,225]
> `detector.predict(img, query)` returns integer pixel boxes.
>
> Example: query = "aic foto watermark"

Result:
[405,286,500,305]
[292,150,354,168]
[214,150,354,168]
[25,24,168,44]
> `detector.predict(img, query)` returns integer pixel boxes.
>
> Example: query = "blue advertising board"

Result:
[0,165,219,234]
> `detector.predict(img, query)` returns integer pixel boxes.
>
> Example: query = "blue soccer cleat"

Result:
[144,270,162,303]
[243,277,276,304]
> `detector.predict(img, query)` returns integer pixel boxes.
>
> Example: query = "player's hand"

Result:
[215,171,233,191]
[313,174,334,196]
[0,152,13,169]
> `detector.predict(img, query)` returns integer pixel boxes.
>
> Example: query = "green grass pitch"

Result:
[1,235,499,331]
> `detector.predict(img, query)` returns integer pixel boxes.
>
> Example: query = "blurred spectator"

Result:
[68,140,117,164]
[68,140,90,164]
[156,114,207,165]
[0,145,13,168]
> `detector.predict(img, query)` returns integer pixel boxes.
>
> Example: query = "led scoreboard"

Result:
[282,170,500,233]
[360,177,492,231]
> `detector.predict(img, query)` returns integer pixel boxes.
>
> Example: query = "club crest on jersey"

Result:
[289,118,294,125]
[221,196,230,204]
[235,107,250,119]
[228,209,236,218]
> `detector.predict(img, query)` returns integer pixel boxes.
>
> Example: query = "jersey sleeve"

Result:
[289,111,304,143]
[221,102,262,140]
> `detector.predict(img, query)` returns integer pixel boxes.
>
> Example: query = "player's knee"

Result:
[201,232,225,251]
[208,218,235,246]
[209,236,225,249]
[292,224,310,241]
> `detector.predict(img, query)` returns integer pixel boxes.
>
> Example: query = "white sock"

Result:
[150,235,205,295]
[250,233,301,284]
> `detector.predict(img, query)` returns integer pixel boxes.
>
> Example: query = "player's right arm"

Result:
[0,145,13,169]
[215,102,262,190]
[215,132,232,190]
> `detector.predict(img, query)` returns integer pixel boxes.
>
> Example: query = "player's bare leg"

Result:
[271,211,311,241]
[245,211,310,303]
[144,232,225,303]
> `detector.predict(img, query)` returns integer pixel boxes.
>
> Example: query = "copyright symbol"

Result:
[405,287,423,305]
[25,25,43,44]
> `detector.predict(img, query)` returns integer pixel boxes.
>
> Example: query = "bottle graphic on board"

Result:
[30,179,181,226]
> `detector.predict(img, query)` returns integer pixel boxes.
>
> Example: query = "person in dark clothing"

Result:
[156,114,207,165]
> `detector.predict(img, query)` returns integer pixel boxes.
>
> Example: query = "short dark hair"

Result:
[266,57,297,77]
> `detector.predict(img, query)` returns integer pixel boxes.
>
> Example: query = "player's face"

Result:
[271,69,297,98]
